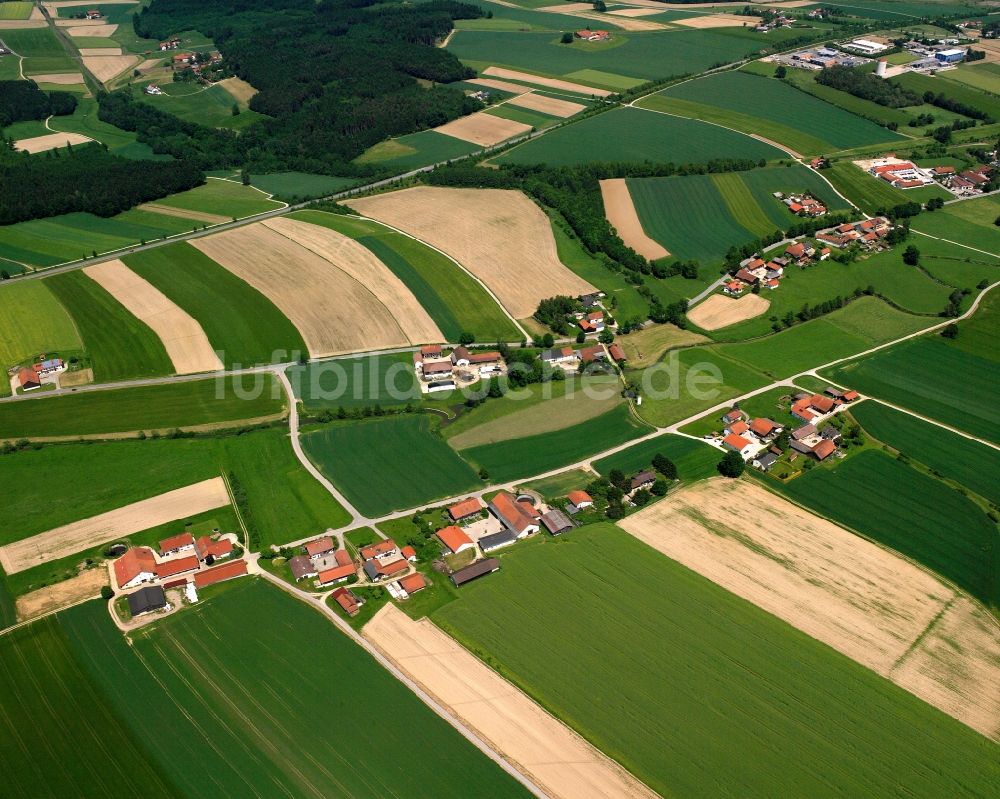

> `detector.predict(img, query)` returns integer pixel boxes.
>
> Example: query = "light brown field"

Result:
[84,260,223,374]
[365,604,659,799]
[82,53,138,82]
[54,16,104,25]
[347,186,596,318]
[687,292,770,330]
[620,478,1000,740]
[536,2,592,10]
[27,71,85,83]
[467,77,531,95]
[618,323,708,368]
[0,19,45,28]
[29,4,43,18]
[192,219,442,357]
[434,111,532,146]
[506,92,585,118]
[971,38,1000,63]
[607,7,666,16]
[16,568,108,621]
[599,178,669,261]
[0,477,229,575]
[78,46,121,56]
[572,10,666,30]
[67,22,117,36]
[675,13,759,28]
[484,66,611,97]
[15,131,92,153]
[138,202,228,224]
[218,75,257,104]
[58,367,93,387]
[893,597,1000,742]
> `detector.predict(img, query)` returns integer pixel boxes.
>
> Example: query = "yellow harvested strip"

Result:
[506,92,585,118]
[686,293,770,330]
[137,202,228,225]
[674,13,760,28]
[83,259,223,374]
[24,72,85,83]
[599,179,669,260]
[0,477,229,574]
[365,604,661,799]
[483,66,611,98]
[434,111,532,146]
[466,77,532,95]
[81,53,138,82]
[15,132,92,153]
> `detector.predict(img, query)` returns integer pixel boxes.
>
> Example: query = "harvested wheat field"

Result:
[687,292,769,330]
[467,77,531,95]
[675,13,759,28]
[572,11,665,30]
[84,260,223,374]
[192,220,441,356]
[138,202,228,224]
[27,71,85,84]
[82,53,138,82]
[67,23,117,36]
[0,477,229,574]
[15,131,92,153]
[78,46,121,56]
[434,111,531,146]
[599,179,669,261]
[16,568,108,621]
[365,604,659,799]
[607,7,665,17]
[893,597,1000,742]
[536,2,593,11]
[484,67,611,97]
[507,92,585,118]
[0,19,45,28]
[218,75,257,103]
[347,186,596,318]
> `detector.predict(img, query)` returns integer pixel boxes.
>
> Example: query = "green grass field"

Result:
[851,400,1000,505]
[779,449,998,608]
[289,211,519,341]
[433,524,1000,798]
[46,270,174,382]
[912,194,1000,255]
[0,27,65,57]
[823,161,952,215]
[0,2,32,19]
[0,279,82,369]
[0,612,177,798]
[136,82,265,131]
[497,106,783,167]
[0,52,20,79]
[303,415,482,515]
[942,63,1000,96]
[58,582,532,798]
[457,404,649,482]
[124,243,307,368]
[354,129,480,172]
[288,351,420,408]
[154,178,283,218]
[648,72,904,155]
[1,427,348,547]
[46,97,164,159]
[0,375,284,438]
[592,431,719,481]
[890,70,1000,125]
[249,172,356,201]
[680,384,800,437]
[0,209,196,268]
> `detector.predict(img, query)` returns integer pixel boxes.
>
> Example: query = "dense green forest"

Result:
[106,0,485,174]
[815,66,919,108]
[0,144,203,224]
[0,81,77,127]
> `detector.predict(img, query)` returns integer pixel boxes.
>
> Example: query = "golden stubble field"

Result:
[599,179,669,261]
[686,292,770,330]
[347,186,597,319]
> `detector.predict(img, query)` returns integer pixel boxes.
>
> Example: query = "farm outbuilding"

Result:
[127,585,167,617]
[450,558,500,587]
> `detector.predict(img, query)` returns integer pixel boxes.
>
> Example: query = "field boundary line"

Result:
[888,595,958,678]
[848,397,999,452]
[222,470,251,550]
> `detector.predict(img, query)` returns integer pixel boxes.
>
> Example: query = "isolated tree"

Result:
[541,332,554,348]
[576,330,586,344]
[941,323,959,339]
[478,467,489,480]
[598,329,614,345]
[717,450,745,478]
[593,0,606,11]
[632,489,651,507]
[459,331,475,345]
[560,31,573,44]
[902,245,920,266]
[231,102,240,116]
[100,585,114,600]
[652,453,677,480]
[775,65,787,79]
[650,479,669,497]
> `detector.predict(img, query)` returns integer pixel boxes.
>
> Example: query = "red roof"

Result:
[420,345,442,357]
[810,394,835,413]
[334,549,353,566]
[155,555,199,578]
[17,367,40,388]
[400,573,427,593]
[579,345,603,363]
[360,539,397,560]
[331,587,360,615]
[317,564,356,584]
[812,439,836,460]
[608,343,626,362]
[789,202,803,213]
[193,559,247,588]
[723,433,752,451]
[378,558,409,576]
[469,351,501,364]
[401,545,417,560]
[449,497,483,520]
[567,490,592,506]
[786,243,806,257]
[305,537,334,557]
[842,390,859,401]
[750,418,777,437]
[518,500,542,520]
[437,525,474,554]
[729,420,749,436]
[490,491,537,534]
[114,547,156,586]
[195,535,232,560]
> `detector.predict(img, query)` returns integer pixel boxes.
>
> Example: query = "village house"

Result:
[448,496,484,523]
[608,343,626,363]
[749,418,781,440]
[401,545,417,562]
[305,536,335,561]
[567,490,593,510]
[288,555,317,581]
[540,347,576,364]
[488,491,540,537]
[725,419,750,437]
[114,547,158,589]
[159,38,181,50]
[722,433,756,459]
[721,409,744,426]
[194,535,232,562]
[436,525,476,556]
[630,471,656,492]
[452,347,504,375]
[159,532,195,557]
[173,53,195,68]
[331,587,363,616]
[752,451,778,471]
[363,557,408,582]
[17,367,40,391]
[85,9,102,19]
[579,345,606,364]
[316,562,356,586]
[360,539,399,561]
[399,573,427,595]
[578,311,605,333]
[575,29,610,41]
[723,279,746,296]
[35,358,64,376]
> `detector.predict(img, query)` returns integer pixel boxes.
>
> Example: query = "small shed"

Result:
[128,585,167,617]
[540,510,573,536]
[451,558,500,587]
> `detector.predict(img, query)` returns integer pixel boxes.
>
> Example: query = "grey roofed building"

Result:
[478,530,517,553]
[820,425,842,441]
[128,585,167,617]
[288,555,316,581]
[451,558,500,587]
[754,452,778,471]
[630,471,655,490]
[825,386,845,398]
[540,509,573,536]
[792,423,817,440]
[790,439,813,455]
[363,561,380,582]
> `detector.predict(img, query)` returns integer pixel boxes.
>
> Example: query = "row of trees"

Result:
[0,80,77,127]
[815,65,921,108]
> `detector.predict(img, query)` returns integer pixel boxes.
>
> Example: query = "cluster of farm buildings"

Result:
[725,242,832,296]
[575,29,610,42]
[713,386,860,471]
[414,344,506,392]
[10,357,65,393]
[861,156,993,196]
[111,532,248,619]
